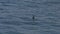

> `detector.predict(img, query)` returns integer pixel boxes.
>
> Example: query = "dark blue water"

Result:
[0,0,60,34]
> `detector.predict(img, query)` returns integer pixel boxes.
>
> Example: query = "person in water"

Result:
[32,15,35,21]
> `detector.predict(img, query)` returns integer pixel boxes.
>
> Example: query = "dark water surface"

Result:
[0,0,60,34]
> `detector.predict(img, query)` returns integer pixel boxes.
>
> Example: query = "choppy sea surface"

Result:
[0,0,60,34]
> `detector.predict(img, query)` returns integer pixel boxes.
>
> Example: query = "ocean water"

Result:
[0,0,60,34]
